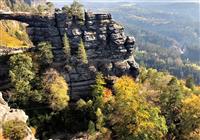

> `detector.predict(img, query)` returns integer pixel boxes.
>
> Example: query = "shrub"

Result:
[2,120,28,140]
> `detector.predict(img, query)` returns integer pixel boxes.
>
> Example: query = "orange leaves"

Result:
[102,88,112,103]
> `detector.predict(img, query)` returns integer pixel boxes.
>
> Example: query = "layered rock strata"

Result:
[0,11,139,99]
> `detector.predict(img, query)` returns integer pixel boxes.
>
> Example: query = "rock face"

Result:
[0,92,35,140]
[0,11,139,99]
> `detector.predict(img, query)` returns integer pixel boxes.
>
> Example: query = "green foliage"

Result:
[62,5,70,13]
[180,94,200,139]
[92,72,106,97]
[37,42,53,66]
[43,68,69,111]
[9,53,35,101]
[46,2,54,13]
[63,33,71,59]
[88,121,96,134]
[95,108,105,132]
[185,45,200,63]
[186,76,195,89]
[62,0,84,20]
[37,3,55,15]
[3,120,29,140]
[159,77,183,139]
[77,39,88,64]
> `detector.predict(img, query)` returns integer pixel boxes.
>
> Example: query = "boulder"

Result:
[72,28,82,36]
[0,92,35,140]
[125,36,135,45]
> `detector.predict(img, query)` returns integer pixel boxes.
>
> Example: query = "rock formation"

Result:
[0,11,139,99]
[0,92,35,140]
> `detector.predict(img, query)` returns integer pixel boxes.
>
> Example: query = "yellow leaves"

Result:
[0,22,29,48]
[43,69,69,111]
[30,127,36,137]
[49,76,69,110]
[111,75,168,139]
[114,75,139,98]
[0,27,26,48]
[182,94,200,114]
[181,94,200,139]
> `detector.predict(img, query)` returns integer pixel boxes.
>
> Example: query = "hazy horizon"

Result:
[48,0,200,3]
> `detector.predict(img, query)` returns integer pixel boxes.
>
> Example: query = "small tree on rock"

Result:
[3,120,29,140]
[77,39,88,64]
[37,42,53,66]
[63,33,71,59]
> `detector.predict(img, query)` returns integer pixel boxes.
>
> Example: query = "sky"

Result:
[48,0,200,3]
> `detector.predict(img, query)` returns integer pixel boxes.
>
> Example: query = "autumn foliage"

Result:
[43,68,69,111]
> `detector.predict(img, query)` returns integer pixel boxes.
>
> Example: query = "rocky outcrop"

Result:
[63,62,97,100]
[0,92,35,140]
[0,10,139,99]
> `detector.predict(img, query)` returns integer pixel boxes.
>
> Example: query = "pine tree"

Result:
[185,76,195,89]
[63,33,71,59]
[9,53,35,102]
[37,42,53,66]
[77,39,88,64]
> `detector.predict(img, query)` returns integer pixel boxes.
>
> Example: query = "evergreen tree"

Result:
[9,53,35,102]
[160,77,183,139]
[69,0,84,20]
[63,33,71,59]
[185,76,195,89]
[37,42,53,66]
[77,39,88,64]
[62,5,70,13]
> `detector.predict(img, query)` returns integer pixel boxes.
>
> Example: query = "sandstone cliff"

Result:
[0,11,139,99]
[0,92,35,140]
